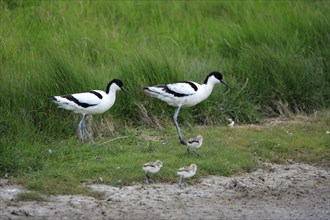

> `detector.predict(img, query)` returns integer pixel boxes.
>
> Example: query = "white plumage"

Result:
[186,135,203,156]
[177,164,198,188]
[143,160,163,183]
[228,118,235,127]
[49,79,128,146]
[144,71,232,145]
[52,91,114,114]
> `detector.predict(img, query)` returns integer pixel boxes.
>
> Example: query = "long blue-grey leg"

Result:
[173,106,186,145]
[193,149,200,157]
[83,127,96,146]
[178,175,183,187]
[80,115,96,146]
[147,173,153,183]
[78,115,85,144]
[179,176,186,188]
[145,172,151,184]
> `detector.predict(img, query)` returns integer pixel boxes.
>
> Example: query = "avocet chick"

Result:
[143,160,163,184]
[228,118,235,127]
[186,135,203,156]
[177,164,197,188]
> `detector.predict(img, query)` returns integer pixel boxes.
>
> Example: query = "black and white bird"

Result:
[49,79,128,146]
[227,118,235,127]
[143,160,163,184]
[144,71,232,145]
[186,135,203,156]
[177,164,197,188]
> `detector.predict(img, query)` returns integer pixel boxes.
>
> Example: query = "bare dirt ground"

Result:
[1,161,329,220]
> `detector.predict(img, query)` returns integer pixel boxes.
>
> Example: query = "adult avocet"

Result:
[143,160,163,184]
[144,71,232,145]
[186,135,203,156]
[49,79,128,146]
[177,164,197,188]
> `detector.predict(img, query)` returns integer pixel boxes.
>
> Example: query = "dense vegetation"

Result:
[0,1,329,194]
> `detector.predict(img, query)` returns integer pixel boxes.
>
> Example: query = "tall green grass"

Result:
[0,1,329,183]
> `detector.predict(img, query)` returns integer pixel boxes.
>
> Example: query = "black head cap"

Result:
[204,71,223,84]
[106,79,123,93]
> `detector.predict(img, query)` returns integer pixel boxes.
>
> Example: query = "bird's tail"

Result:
[48,96,75,111]
[48,96,57,102]
[143,86,165,98]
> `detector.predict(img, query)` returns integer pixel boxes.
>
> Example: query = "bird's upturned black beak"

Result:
[121,87,132,95]
[221,80,234,89]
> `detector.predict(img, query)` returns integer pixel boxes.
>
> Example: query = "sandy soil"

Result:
[1,162,329,220]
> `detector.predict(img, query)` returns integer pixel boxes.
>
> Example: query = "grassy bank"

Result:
[0,1,329,194]
[5,112,330,196]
